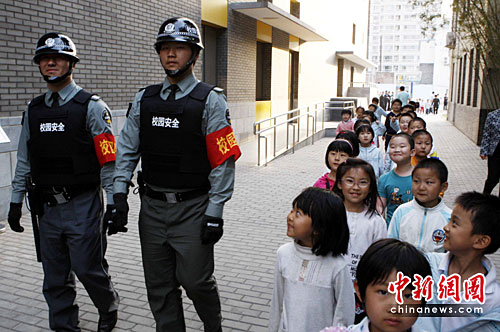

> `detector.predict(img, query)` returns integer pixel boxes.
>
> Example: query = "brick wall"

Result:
[449,103,480,144]
[226,3,257,143]
[0,0,202,116]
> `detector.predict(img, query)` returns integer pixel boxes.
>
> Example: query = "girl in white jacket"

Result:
[356,125,385,180]
[334,158,387,322]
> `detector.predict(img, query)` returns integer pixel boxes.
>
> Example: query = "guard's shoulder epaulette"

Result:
[213,87,224,93]
[91,95,100,101]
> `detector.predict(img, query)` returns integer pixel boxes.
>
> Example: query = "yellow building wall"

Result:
[256,101,272,121]
[295,0,370,108]
[201,0,227,28]
[257,21,272,43]
[289,35,299,52]
[296,41,338,108]
[271,46,290,116]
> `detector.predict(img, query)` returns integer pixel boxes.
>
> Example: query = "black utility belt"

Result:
[144,186,208,203]
[41,185,98,206]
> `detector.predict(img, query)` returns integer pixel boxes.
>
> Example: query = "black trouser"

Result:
[39,189,119,331]
[484,143,500,195]
[385,133,394,151]
[139,193,222,332]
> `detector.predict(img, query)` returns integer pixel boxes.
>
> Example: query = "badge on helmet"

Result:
[164,23,176,34]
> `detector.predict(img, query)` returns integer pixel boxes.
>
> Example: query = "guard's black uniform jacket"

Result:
[139,82,214,189]
[28,89,100,188]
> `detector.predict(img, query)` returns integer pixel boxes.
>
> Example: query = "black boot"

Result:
[97,311,117,332]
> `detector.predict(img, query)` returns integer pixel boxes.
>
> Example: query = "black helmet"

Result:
[154,17,204,54]
[33,32,79,64]
[34,33,79,83]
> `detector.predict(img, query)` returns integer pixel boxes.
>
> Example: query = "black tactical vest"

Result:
[139,82,214,189]
[27,90,100,188]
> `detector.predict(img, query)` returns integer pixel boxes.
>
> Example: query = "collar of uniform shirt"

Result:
[161,73,196,97]
[46,80,77,106]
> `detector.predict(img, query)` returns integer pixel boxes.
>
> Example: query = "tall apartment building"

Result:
[367,0,450,99]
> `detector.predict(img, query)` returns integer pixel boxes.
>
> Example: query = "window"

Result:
[473,51,480,107]
[457,58,463,104]
[384,65,393,71]
[393,65,399,71]
[450,63,455,102]
[461,54,467,104]
[384,56,393,61]
[467,49,474,106]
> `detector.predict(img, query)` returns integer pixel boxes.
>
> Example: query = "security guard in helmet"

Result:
[112,17,241,332]
[8,32,120,332]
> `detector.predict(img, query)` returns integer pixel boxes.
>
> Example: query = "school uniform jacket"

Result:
[388,199,451,253]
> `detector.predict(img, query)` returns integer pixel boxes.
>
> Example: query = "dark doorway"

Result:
[202,25,217,86]
[337,59,344,96]
[350,66,355,87]
[256,41,272,101]
[289,50,299,110]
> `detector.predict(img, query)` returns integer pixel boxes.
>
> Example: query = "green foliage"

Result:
[410,0,449,39]
[451,0,500,107]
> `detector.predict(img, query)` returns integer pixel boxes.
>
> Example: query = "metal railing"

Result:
[334,100,356,113]
[348,81,377,88]
[253,102,327,166]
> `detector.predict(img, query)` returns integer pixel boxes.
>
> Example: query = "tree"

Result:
[411,0,500,108]
[410,0,449,40]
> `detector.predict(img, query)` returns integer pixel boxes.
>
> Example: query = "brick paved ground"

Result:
[0,114,498,331]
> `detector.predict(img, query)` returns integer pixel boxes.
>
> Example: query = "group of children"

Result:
[268,101,500,332]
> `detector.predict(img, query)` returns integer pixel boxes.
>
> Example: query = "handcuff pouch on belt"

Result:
[42,185,97,206]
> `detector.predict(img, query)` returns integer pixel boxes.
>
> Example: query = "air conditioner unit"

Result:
[445,32,456,49]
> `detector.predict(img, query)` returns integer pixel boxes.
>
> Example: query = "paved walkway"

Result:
[0,114,498,331]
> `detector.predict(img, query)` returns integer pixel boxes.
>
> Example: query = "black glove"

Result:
[201,215,223,245]
[8,202,23,232]
[108,193,128,236]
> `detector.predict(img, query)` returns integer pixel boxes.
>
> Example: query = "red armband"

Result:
[93,132,116,167]
[206,126,242,168]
